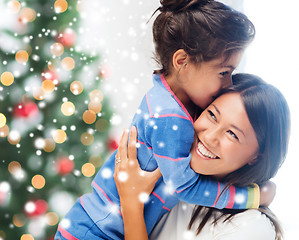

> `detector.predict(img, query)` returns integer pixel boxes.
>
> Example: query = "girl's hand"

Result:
[114,126,162,214]
[260,180,276,207]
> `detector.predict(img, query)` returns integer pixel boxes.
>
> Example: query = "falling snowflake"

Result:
[172,124,178,131]
[204,190,210,197]
[153,112,159,118]
[182,230,196,240]
[60,218,71,229]
[101,167,113,179]
[117,171,128,182]
[235,193,246,204]
[149,120,155,126]
[164,182,175,195]
[138,192,149,203]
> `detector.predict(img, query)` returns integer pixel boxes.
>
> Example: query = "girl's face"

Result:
[178,51,243,109]
[190,92,259,179]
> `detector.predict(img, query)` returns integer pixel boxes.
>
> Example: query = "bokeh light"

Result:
[58,28,76,47]
[52,129,67,143]
[0,125,9,137]
[46,212,59,226]
[20,234,34,240]
[89,155,103,168]
[19,7,36,23]
[34,138,45,149]
[81,163,95,177]
[55,157,75,175]
[1,71,14,86]
[96,119,109,132]
[8,161,21,175]
[54,0,68,13]
[61,101,75,116]
[43,138,56,152]
[80,132,94,146]
[61,57,75,71]
[31,174,45,189]
[50,42,64,57]
[42,79,55,93]
[83,110,96,124]
[7,130,21,145]
[88,101,102,114]
[89,89,103,102]
[0,113,6,128]
[0,230,5,239]
[7,0,21,13]
[33,87,45,101]
[70,81,83,95]
[13,214,26,227]
[15,50,29,63]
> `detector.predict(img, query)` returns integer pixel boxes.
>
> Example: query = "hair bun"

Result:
[159,0,210,12]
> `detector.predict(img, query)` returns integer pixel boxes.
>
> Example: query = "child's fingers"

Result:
[128,126,138,160]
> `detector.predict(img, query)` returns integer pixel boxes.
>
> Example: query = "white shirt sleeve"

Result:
[150,202,276,240]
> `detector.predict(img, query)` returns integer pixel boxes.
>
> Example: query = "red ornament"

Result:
[55,157,75,176]
[108,138,119,151]
[13,102,39,118]
[56,28,76,48]
[24,199,48,218]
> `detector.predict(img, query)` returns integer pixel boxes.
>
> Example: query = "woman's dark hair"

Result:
[188,73,291,240]
[152,0,255,76]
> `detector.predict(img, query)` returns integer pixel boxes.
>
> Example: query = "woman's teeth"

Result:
[197,141,218,159]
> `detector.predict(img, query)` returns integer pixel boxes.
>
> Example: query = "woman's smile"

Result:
[195,140,219,160]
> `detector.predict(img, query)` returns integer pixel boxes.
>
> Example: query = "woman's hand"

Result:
[114,126,161,240]
[114,126,162,213]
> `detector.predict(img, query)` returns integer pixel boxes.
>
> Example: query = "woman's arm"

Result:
[114,126,162,240]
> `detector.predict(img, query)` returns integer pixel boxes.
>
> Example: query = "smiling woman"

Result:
[115,73,290,240]
[190,92,259,179]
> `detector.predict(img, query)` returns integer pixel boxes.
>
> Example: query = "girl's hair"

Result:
[188,73,291,240]
[152,0,255,76]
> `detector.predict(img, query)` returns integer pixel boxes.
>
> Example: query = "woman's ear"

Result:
[248,158,258,166]
[172,49,189,71]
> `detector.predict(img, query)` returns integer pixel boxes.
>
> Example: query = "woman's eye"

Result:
[220,71,229,77]
[208,110,216,121]
[227,130,239,140]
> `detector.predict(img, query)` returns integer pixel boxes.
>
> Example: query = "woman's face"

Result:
[190,92,259,179]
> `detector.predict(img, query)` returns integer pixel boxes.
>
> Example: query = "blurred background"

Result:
[0,0,298,239]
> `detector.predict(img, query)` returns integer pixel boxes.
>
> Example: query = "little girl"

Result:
[55,1,261,239]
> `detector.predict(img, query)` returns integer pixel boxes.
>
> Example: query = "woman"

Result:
[114,73,290,240]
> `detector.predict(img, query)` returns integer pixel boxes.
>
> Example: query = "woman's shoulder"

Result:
[150,202,276,240]
[192,206,276,240]
[217,209,276,240]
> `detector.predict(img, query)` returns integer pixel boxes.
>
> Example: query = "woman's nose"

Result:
[205,127,220,146]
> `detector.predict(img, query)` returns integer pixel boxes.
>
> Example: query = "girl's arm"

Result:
[114,127,161,240]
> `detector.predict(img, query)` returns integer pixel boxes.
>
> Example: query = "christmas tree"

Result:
[0,0,115,239]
